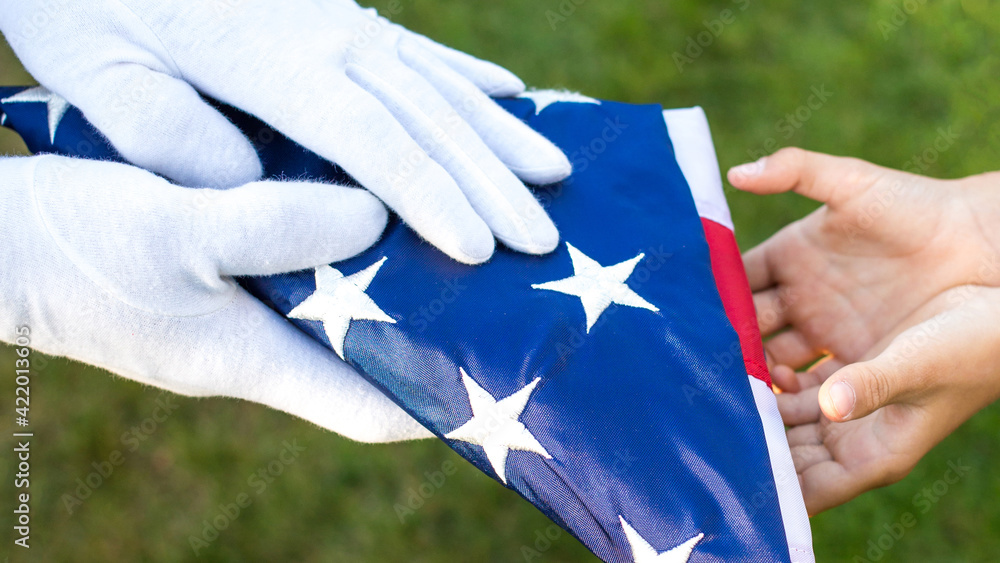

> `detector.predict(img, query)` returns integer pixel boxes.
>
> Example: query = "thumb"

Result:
[819,287,1000,423]
[191,181,390,277]
[817,359,904,422]
[817,314,944,422]
[726,147,880,206]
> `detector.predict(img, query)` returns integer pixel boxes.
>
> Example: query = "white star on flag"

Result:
[446,369,551,484]
[519,89,601,115]
[288,257,395,360]
[620,516,703,563]
[532,243,659,332]
[1,86,70,144]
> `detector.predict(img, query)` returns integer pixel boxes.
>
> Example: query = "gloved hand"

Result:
[0,0,570,264]
[0,154,433,443]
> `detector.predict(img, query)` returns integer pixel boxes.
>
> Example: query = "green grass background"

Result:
[2,0,999,561]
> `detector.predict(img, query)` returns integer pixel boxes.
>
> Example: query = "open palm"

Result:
[770,287,1000,514]
[729,148,1000,514]
[732,148,995,368]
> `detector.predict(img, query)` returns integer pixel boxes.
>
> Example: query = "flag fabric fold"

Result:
[1,86,813,562]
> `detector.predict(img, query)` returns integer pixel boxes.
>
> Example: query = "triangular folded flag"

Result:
[1,86,813,562]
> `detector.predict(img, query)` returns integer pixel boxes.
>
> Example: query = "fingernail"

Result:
[829,381,856,419]
[728,157,767,181]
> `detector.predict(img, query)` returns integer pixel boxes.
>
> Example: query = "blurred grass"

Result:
[2,0,1000,561]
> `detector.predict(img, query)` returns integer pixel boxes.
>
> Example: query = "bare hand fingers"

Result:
[742,244,773,291]
[771,364,801,392]
[776,386,821,426]
[789,444,833,474]
[765,330,823,370]
[786,423,823,447]
[797,461,858,515]
[727,147,880,208]
[753,288,792,336]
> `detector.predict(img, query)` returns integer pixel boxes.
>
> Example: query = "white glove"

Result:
[0,0,570,264]
[0,154,433,443]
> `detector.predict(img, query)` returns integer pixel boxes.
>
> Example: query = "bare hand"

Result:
[728,148,1000,514]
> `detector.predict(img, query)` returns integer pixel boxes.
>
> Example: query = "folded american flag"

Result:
[1,86,813,562]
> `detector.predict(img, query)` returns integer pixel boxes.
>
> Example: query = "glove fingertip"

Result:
[441,217,495,265]
[345,188,390,250]
[498,213,560,256]
[482,72,526,98]
[507,145,573,185]
[456,230,496,265]
[411,35,526,97]
[206,139,264,189]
